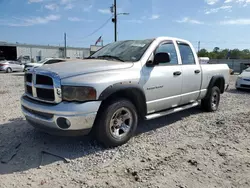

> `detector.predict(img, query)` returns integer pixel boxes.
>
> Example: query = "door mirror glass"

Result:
[154,52,171,65]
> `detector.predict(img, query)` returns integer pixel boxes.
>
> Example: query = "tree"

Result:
[217,49,229,59]
[198,49,209,57]
[197,47,250,59]
[213,47,220,53]
[230,49,241,59]
[241,49,250,59]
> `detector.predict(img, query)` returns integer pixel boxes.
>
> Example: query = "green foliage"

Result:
[198,48,250,59]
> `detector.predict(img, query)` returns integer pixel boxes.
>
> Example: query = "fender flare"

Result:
[98,82,147,117]
[205,76,225,98]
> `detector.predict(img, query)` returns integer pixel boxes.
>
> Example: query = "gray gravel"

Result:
[0,72,250,188]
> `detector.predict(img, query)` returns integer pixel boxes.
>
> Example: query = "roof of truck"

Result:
[155,36,191,44]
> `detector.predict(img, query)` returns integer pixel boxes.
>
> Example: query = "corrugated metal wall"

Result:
[16,46,90,62]
[209,59,250,73]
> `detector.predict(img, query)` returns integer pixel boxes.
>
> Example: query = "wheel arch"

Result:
[98,83,147,118]
[206,76,225,98]
[6,67,12,73]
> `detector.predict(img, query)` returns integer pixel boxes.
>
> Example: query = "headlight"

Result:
[62,86,97,102]
[237,75,242,80]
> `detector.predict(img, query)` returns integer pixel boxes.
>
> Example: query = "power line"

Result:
[81,16,113,39]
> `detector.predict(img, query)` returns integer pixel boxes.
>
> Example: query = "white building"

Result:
[0,42,91,62]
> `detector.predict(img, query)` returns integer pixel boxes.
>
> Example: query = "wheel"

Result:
[6,68,12,73]
[201,86,220,112]
[94,98,138,147]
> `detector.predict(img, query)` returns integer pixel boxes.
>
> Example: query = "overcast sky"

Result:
[0,0,250,50]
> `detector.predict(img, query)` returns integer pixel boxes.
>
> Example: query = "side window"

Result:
[44,60,60,65]
[155,42,178,65]
[177,43,195,65]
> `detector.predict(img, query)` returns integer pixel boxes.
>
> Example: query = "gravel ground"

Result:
[0,72,250,188]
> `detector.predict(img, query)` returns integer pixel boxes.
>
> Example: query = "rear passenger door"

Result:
[177,42,202,105]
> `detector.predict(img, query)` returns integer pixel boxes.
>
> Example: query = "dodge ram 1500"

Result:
[21,37,229,147]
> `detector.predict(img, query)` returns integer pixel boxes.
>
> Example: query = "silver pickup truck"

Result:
[21,37,229,147]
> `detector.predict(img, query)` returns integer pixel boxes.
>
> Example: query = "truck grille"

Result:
[24,71,62,103]
[36,75,53,85]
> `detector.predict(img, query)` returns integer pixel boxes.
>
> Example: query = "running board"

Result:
[145,102,199,120]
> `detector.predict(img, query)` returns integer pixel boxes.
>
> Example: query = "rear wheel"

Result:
[201,86,220,112]
[94,98,138,147]
[6,68,12,73]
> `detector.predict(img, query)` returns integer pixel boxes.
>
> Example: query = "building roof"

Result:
[0,41,89,50]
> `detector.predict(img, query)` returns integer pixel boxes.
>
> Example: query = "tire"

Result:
[201,86,220,112]
[94,98,138,147]
[6,68,12,73]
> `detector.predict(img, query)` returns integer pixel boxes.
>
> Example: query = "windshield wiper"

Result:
[97,55,124,62]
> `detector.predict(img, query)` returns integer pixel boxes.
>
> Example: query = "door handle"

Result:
[194,70,201,74]
[173,71,182,76]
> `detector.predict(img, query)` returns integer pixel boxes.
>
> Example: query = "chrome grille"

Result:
[24,70,62,103]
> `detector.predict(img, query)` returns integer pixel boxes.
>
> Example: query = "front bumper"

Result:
[235,78,250,89]
[21,95,101,136]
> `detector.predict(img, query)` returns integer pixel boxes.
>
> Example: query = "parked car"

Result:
[24,58,65,71]
[21,37,229,147]
[235,67,250,90]
[17,55,31,65]
[0,60,24,73]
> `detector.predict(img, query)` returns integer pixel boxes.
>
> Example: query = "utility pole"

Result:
[111,0,129,42]
[198,41,200,53]
[113,0,117,42]
[64,32,67,58]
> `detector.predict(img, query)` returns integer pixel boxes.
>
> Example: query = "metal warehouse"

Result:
[0,41,91,62]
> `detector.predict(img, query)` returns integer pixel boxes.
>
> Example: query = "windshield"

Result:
[89,39,154,62]
[245,67,250,72]
[37,59,48,64]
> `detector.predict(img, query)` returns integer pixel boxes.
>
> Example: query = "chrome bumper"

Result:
[21,95,101,136]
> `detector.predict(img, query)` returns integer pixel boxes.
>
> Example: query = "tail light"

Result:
[0,64,5,67]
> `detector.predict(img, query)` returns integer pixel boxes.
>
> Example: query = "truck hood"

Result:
[241,71,250,78]
[36,59,134,79]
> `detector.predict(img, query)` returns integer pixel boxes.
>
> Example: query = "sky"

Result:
[0,0,250,51]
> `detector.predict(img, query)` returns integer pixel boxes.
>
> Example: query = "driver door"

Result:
[142,41,183,114]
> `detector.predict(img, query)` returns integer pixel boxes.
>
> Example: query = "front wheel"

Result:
[6,68,12,73]
[201,86,221,112]
[94,98,138,147]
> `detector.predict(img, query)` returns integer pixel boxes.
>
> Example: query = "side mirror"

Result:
[154,52,171,65]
